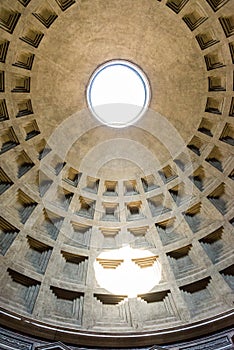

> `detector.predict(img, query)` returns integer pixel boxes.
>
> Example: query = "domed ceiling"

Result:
[0,0,233,348]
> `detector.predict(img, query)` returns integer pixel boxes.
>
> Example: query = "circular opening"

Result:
[87,60,150,128]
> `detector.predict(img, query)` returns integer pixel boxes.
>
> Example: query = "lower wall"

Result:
[0,326,233,350]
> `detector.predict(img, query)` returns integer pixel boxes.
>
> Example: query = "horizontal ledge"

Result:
[0,307,233,347]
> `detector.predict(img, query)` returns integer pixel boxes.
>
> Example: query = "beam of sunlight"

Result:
[94,246,162,298]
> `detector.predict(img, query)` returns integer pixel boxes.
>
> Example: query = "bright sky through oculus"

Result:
[87,60,150,128]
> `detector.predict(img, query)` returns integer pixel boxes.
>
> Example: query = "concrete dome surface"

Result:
[0,0,233,348]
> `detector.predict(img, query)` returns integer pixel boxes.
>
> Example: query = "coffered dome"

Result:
[0,0,233,348]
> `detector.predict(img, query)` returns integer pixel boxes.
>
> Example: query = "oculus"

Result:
[86,60,150,128]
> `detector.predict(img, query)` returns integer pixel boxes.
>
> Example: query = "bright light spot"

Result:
[94,246,161,298]
[86,60,150,128]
